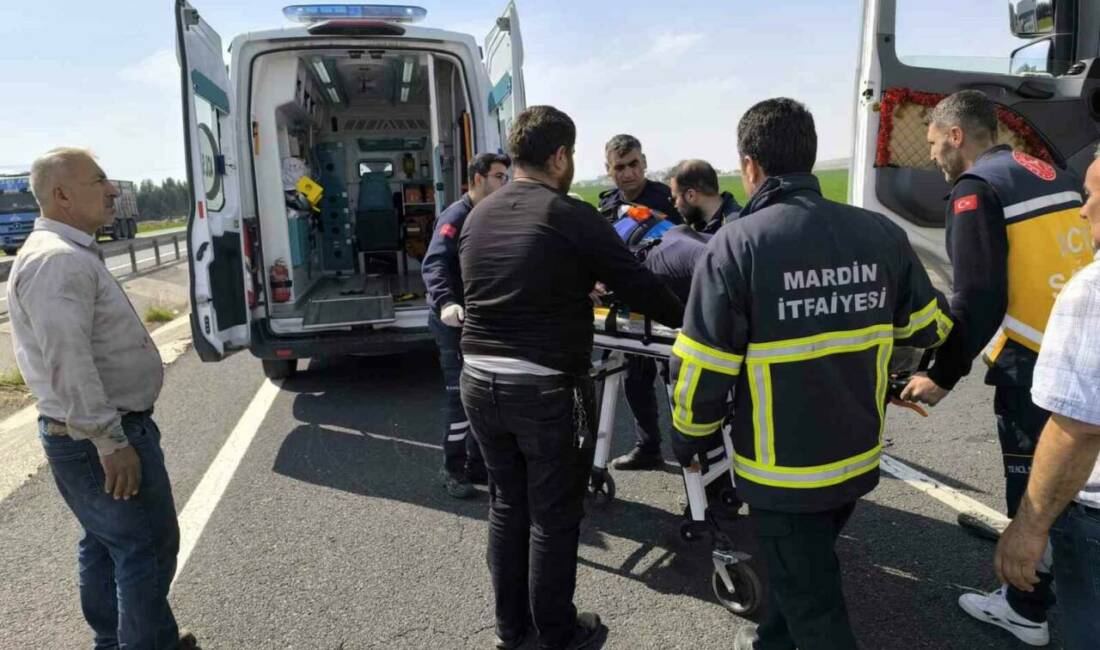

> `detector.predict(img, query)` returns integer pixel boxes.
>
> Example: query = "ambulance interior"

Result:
[251,48,474,332]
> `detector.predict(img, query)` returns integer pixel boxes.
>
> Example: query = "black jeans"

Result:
[623,355,661,453]
[994,385,1055,621]
[429,311,483,473]
[750,502,859,650]
[460,369,596,649]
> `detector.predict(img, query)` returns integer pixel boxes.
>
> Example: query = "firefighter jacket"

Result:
[670,174,953,512]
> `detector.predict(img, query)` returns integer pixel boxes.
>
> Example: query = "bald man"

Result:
[7,148,198,649]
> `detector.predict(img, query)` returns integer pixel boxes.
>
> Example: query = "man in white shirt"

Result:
[8,148,196,650]
[995,150,1100,649]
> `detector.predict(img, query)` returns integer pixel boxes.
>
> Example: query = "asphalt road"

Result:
[0,340,1062,649]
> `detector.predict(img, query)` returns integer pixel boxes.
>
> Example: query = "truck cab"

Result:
[851,0,1100,285]
[175,2,525,378]
[0,174,39,255]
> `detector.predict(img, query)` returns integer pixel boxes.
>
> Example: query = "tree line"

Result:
[136,178,190,220]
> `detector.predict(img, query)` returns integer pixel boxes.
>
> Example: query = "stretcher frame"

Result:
[590,304,761,615]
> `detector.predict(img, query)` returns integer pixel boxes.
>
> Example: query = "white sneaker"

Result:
[958,586,1049,646]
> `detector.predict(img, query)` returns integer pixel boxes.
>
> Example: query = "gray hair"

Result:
[929,90,998,142]
[604,134,642,161]
[1094,142,1100,159]
[30,147,95,208]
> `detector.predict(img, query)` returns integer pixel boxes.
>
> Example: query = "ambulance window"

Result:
[358,160,394,177]
[194,97,226,213]
[894,0,1056,76]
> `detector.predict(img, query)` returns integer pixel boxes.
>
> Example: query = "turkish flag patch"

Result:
[439,223,457,239]
[954,194,979,214]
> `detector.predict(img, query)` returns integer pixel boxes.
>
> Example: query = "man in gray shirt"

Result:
[8,148,197,649]
[995,151,1100,649]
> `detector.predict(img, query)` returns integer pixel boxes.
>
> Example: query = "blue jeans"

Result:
[1050,502,1100,649]
[40,412,181,650]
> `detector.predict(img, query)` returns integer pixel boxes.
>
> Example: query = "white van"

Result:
[175,2,525,378]
[851,0,1100,284]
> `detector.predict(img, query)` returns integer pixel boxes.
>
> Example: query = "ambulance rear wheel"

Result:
[262,359,297,380]
[712,563,762,616]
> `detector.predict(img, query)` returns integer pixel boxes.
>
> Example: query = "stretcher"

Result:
[590,302,762,615]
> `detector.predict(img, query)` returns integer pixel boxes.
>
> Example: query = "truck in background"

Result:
[0,174,139,255]
[97,179,140,241]
[0,174,38,255]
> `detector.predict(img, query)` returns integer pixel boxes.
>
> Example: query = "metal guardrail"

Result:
[0,231,187,283]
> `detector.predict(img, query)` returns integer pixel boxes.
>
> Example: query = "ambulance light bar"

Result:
[283,5,427,24]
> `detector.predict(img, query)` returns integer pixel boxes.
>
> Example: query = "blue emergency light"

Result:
[282,5,427,23]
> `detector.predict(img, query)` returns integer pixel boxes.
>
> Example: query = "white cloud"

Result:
[648,32,704,58]
[119,48,180,93]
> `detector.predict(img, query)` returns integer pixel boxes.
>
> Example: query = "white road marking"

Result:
[880,454,1009,525]
[173,378,282,585]
[363,431,442,451]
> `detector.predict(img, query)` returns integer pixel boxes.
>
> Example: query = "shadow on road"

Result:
[273,352,1034,649]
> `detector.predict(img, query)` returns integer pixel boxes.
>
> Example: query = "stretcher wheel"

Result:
[712,562,762,616]
[588,470,615,506]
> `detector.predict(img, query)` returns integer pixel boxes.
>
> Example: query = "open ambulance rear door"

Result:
[176,0,251,361]
[484,1,526,151]
[851,0,1100,280]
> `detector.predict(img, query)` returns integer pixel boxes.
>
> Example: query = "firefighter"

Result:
[669,98,952,650]
[668,158,742,234]
[902,90,1094,646]
[421,152,511,498]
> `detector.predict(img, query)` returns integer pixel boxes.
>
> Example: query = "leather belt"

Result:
[462,366,577,389]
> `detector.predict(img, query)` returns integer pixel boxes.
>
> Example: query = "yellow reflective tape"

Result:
[733,445,882,488]
[673,415,722,437]
[748,361,764,463]
[875,340,891,440]
[893,298,936,338]
[733,454,880,489]
[675,333,745,363]
[672,340,743,376]
[749,323,892,351]
[671,359,694,424]
[747,337,890,365]
[933,312,954,346]
[763,362,776,466]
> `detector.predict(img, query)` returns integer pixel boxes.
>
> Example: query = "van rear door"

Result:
[484,1,526,149]
[851,0,1100,273]
[176,0,250,361]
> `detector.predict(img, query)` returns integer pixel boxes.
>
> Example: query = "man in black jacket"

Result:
[668,159,741,234]
[459,106,682,650]
[597,134,682,225]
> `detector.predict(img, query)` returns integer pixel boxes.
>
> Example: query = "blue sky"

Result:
[0,0,1023,183]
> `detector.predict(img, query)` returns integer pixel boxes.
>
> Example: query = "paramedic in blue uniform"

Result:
[459,106,683,650]
[422,152,511,499]
[902,90,1094,646]
[598,136,683,471]
[668,158,741,234]
[670,98,951,650]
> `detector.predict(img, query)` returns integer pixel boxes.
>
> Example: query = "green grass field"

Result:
[573,168,850,208]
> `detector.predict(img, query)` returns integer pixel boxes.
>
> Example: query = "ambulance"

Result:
[175,2,524,378]
[851,0,1099,285]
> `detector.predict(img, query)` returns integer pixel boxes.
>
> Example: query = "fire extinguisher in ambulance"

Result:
[270,259,292,303]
